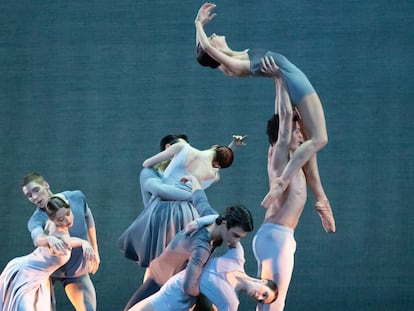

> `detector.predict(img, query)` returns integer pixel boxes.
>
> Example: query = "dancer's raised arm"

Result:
[143,140,186,168]
[195,2,250,76]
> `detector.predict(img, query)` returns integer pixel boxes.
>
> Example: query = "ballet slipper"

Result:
[315,199,336,233]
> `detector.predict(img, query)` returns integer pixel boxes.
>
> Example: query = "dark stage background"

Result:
[1,1,413,310]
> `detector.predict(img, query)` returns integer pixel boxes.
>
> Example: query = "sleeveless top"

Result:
[163,143,216,190]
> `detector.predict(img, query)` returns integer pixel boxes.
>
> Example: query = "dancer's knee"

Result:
[318,135,328,149]
[313,133,328,151]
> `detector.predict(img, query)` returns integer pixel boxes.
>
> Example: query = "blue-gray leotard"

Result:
[250,49,315,105]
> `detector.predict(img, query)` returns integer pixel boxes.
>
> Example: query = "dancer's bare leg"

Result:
[297,115,335,233]
[262,93,328,208]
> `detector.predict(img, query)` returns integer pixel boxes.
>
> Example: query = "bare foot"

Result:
[315,199,336,233]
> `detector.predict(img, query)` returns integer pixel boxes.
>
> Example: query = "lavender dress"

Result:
[0,246,70,311]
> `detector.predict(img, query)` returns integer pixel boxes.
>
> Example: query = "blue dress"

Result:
[118,144,215,267]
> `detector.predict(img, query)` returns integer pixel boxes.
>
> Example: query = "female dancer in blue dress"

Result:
[0,194,95,311]
[118,134,246,280]
[118,135,199,272]
[194,2,335,232]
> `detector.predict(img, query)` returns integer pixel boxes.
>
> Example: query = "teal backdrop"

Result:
[1,1,413,310]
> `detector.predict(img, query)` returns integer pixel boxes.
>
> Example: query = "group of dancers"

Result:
[0,2,335,311]
[119,3,336,310]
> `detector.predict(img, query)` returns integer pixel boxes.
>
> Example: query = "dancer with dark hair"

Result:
[253,70,311,311]
[122,174,253,310]
[22,173,100,311]
[143,139,235,187]
[118,134,197,271]
[118,134,246,281]
[128,243,277,311]
[0,194,95,311]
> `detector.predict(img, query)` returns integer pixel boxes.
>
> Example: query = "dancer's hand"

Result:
[185,215,218,236]
[90,253,101,274]
[184,220,200,237]
[261,56,281,77]
[81,240,96,263]
[233,135,247,146]
[80,240,100,274]
[261,177,287,208]
[196,2,217,25]
[181,175,202,192]
[47,235,70,256]
[228,135,247,150]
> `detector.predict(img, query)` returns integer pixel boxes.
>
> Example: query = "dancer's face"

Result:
[220,225,247,248]
[52,207,74,228]
[246,279,277,304]
[23,180,51,209]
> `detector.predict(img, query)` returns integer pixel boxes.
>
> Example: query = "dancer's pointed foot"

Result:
[261,178,287,208]
[315,199,336,233]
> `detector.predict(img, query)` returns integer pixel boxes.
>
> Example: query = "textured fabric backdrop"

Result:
[1,1,413,310]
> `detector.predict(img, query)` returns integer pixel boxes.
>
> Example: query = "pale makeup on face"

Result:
[52,208,74,228]
[22,181,51,208]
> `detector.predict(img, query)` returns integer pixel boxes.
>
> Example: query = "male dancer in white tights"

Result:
[253,58,307,311]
